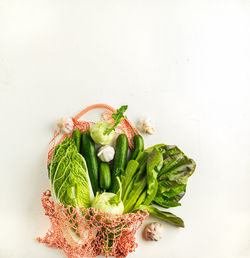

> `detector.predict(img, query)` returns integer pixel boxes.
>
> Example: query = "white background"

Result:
[0,0,250,257]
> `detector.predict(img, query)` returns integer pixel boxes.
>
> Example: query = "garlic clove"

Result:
[56,117,74,134]
[97,145,115,162]
[143,222,163,241]
[145,126,155,135]
[138,117,155,135]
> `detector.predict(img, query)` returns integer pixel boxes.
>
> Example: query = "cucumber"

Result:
[80,131,100,195]
[99,162,111,190]
[130,135,144,160]
[72,129,81,152]
[110,134,128,193]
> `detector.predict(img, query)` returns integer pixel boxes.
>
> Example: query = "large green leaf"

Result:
[123,175,147,213]
[49,138,75,184]
[50,137,91,208]
[153,184,186,208]
[73,152,88,172]
[159,159,195,183]
[152,144,196,208]
[140,205,184,227]
[143,148,163,205]
[53,155,72,197]
[56,162,73,199]
[57,161,90,208]
[121,160,139,199]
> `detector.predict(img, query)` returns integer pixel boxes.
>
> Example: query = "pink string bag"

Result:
[37,104,149,257]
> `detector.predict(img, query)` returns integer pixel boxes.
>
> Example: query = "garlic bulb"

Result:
[140,118,155,135]
[97,145,115,162]
[144,222,163,241]
[56,117,74,134]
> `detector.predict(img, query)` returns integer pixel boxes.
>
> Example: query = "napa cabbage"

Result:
[49,137,91,208]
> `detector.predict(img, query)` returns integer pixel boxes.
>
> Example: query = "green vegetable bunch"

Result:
[120,143,196,227]
[48,105,196,228]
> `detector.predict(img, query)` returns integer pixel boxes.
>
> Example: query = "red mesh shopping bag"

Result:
[37,104,148,258]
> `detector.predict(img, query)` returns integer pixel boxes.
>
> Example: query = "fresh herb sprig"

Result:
[104,105,128,135]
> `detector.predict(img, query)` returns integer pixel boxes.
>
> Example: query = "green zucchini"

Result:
[110,134,128,193]
[130,135,144,160]
[99,162,111,190]
[72,129,81,152]
[80,131,100,195]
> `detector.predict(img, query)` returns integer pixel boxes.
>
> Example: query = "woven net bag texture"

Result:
[38,104,148,257]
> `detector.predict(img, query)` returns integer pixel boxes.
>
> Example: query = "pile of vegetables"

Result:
[48,105,196,228]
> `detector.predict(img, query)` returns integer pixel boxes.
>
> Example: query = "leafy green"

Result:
[121,160,139,199]
[49,137,73,184]
[145,144,166,154]
[53,155,72,196]
[58,161,90,208]
[135,151,149,165]
[50,137,91,208]
[122,152,147,205]
[123,162,148,213]
[153,145,196,208]
[109,177,122,206]
[121,176,134,205]
[126,143,196,226]
[139,205,184,227]
[143,148,163,205]
[153,184,186,208]
[133,190,147,210]
[104,105,128,135]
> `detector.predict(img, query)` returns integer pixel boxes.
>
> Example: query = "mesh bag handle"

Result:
[47,104,139,165]
[73,103,139,137]
[74,103,116,120]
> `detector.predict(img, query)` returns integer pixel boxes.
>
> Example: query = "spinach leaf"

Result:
[140,205,184,227]
[122,156,147,204]
[152,144,196,208]
[143,148,163,205]
[123,175,147,214]
[121,160,139,199]
[145,144,166,154]
[153,184,186,208]
[133,190,147,210]
[159,159,195,183]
